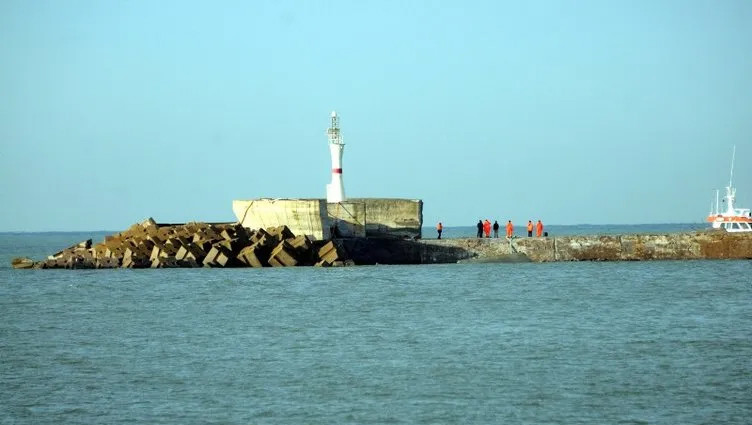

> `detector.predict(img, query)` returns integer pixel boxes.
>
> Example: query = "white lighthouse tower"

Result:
[326,110,346,203]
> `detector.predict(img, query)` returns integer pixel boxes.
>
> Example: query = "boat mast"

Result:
[729,145,736,189]
[724,146,737,215]
[716,189,720,215]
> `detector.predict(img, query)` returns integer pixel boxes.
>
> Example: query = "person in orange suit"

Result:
[527,220,534,237]
[536,220,544,237]
[483,219,491,238]
[506,220,514,238]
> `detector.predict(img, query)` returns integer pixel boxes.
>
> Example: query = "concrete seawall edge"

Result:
[417,231,752,263]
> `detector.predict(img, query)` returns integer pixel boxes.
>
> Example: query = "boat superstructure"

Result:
[706,146,752,232]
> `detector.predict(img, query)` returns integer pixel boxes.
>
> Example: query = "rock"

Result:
[11,257,34,269]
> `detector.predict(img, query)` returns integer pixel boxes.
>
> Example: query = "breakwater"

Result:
[11,219,354,269]
[10,221,752,269]
[419,231,752,262]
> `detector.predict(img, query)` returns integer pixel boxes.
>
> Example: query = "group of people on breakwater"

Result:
[435,220,545,239]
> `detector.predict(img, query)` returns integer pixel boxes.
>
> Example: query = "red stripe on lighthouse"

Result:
[332,168,342,174]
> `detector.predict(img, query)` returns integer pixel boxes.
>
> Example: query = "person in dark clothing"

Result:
[493,220,500,238]
[476,220,483,238]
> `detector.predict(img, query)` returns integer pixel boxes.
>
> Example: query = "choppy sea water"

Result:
[1,228,751,424]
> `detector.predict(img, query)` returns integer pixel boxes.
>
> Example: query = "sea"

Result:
[1,224,751,424]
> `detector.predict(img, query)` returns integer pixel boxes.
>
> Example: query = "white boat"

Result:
[706,146,752,232]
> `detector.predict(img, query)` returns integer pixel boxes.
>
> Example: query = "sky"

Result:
[1,0,751,231]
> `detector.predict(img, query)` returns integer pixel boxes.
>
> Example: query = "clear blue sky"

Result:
[1,0,750,231]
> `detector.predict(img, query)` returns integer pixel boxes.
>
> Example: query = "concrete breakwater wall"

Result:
[419,231,752,262]
[262,231,752,265]
[232,198,423,241]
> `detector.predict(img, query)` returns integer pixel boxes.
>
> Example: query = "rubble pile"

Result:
[13,219,354,269]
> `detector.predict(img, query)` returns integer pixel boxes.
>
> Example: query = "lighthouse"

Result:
[326,111,345,203]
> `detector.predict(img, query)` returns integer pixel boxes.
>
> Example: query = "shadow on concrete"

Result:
[335,238,473,265]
